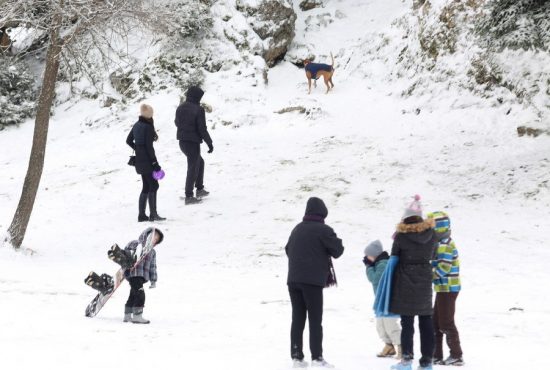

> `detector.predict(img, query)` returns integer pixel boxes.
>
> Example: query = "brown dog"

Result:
[303,53,335,94]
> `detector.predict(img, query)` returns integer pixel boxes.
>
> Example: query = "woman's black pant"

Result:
[401,315,435,367]
[288,283,324,361]
[140,173,159,194]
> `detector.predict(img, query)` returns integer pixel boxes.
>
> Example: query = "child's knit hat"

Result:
[364,240,383,258]
[402,194,423,221]
[428,211,451,238]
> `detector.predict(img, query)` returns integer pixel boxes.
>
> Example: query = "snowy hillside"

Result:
[1,1,549,369]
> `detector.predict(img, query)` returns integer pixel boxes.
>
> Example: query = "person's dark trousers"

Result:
[179,141,205,197]
[141,173,159,194]
[401,315,435,367]
[140,174,159,216]
[288,283,324,361]
[434,292,462,359]
[125,277,146,308]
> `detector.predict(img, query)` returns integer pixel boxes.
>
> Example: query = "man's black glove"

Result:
[207,144,214,154]
[152,162,161,172]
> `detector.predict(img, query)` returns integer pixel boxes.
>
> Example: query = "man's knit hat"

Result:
[140,104,154,119]
[364,240,383,257]
[402,194,423,221]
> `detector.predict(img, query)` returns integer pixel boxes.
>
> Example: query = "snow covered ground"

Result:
[1,0,549,369]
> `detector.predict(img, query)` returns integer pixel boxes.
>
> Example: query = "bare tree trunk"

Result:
[7,16,62,249]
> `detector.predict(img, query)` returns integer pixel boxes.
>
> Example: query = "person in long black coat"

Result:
[390,196,437,370]
[174,86,213,205]
[126,104,165,222]
[285,197,344,368]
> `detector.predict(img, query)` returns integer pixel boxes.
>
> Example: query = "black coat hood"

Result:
[186,86,204,104]
[305,197,328,218]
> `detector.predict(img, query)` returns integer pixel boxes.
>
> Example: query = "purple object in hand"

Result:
[152,169,165,180]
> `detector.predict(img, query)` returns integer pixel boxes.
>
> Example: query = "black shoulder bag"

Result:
[128,151,136,166]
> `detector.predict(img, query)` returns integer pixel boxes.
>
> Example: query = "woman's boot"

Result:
[148,192,166,221]
[138,193,148,222]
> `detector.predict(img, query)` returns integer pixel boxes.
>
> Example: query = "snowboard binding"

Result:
[107,244,136,269]
[84,271,114,295]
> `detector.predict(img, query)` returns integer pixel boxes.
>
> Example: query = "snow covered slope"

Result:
[1,1,549,369]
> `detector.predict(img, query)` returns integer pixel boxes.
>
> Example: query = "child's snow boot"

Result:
[123,306,132,322]
[311,357,334,368]
[443,357,464,366]
[131,307,150,324]
[390,360,412,370]
[378,343,397,357]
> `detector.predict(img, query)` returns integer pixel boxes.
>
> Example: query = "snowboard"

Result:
[84,228,157,318]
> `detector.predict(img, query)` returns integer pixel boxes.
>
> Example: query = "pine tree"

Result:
[0,56,35,128]
[481,0,550,50]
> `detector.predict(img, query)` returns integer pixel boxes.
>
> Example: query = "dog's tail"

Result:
[330,52,335,70]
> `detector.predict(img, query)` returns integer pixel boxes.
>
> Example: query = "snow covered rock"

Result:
[517,126,546,137]
[351,0,550,129]
[109,70,138,100]
[236,0,297,66]
[299,0,323,11]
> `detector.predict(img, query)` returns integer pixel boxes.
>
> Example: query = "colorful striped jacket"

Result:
[432,238,461,293]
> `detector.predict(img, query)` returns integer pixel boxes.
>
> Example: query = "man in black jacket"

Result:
[175,86,213,205]
[285,197,345,368]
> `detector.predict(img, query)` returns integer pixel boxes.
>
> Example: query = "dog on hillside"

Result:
[303,53,335,94]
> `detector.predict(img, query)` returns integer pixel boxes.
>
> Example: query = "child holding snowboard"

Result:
[364,240,402,359]
[123,227,164,324]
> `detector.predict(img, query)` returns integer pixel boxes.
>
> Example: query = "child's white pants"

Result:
[376,317,402,345]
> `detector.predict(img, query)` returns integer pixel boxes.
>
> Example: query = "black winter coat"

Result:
[390,219,437,316]
[126,117,159,175]
[285,198,345,287]
[174,87,213,147]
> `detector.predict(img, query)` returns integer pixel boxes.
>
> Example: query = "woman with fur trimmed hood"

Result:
[390,195,438,370]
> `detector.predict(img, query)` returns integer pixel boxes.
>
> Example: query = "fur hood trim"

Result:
[396,218,435,234]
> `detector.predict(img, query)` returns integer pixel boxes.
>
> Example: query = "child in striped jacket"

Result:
[428,211,464,366]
